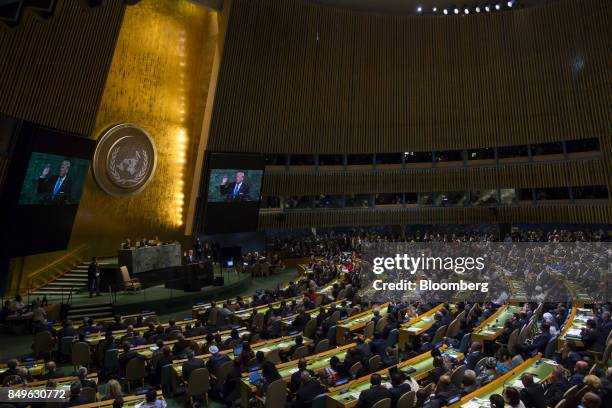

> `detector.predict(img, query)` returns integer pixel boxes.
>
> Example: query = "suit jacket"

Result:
[356,385,392,408]
[544,379,570,407]
[38,175,73,204]
[220,181,251,202]
[520,384,546,408]
[464,351,484,370]
[80,378,98,391]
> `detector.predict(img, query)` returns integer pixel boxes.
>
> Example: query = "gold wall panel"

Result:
[208,0,611,153]
[7,0,219,294]
[0,0,125,136]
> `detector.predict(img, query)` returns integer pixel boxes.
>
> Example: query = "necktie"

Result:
[52,177,63,199]
[233,184,240,199]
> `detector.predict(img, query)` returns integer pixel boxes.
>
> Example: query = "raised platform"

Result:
[67,267,298,317]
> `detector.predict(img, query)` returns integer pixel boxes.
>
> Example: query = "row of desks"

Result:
[171,333,310,379]
[450,354,556,407]
[472,305,522,345]
[558,306,593,348]
[336,303,390,345]
[326,346,464,408]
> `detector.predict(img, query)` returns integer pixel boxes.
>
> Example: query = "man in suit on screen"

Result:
[37,160,73,204]
[219,171,251,202]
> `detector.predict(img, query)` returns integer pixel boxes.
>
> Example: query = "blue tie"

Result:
[52,177,63,199]
[233,184,239,199]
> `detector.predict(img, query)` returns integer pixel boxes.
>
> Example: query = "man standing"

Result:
[219,171,250,202]
[88,257,100,297]
[38,160,73,204]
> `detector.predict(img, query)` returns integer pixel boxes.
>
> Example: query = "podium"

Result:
[165,261,214,292]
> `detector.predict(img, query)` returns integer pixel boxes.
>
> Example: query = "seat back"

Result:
[507,329,519,354]
[265,379,287,408]
[80,387,97,404]
[103,347,119,373]
[459,333,471,353]
[126,357,147,381]
[544,336,558,358]
[349,362,362,378]
[270,320,282,338]
[314,339,329,354]
[214,361,234,391]
[252,313,265,332]
[553,399,567,408]
[292,345,309,360]
[445,318,460,338]
[71,342,91,366]
[59,336,74,356]
[265,349,282,364]
[312,393,327,408]
[375,316,388,335]
[33,331,54,353]
[329,310,341,324]
[386,328,398,348]
[397,391,416,408]
[207,308,219,326]
[326,325,337,346]
[120,266,131,283]
[432,325,447,344]
[450,364,466,388]
[187,367,210,396]
[161,363,178,395]
[303,319,317,339]
[372,397,391,408]
[363,321,375,340]
[368,355,381,372]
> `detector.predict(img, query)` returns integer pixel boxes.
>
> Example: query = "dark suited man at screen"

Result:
[219,171,251,202]
[37,160,72,204]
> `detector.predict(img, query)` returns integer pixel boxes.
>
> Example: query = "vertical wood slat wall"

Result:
[262,160,605,196]
[206,0,611,228]
[209,0,611,153]
[0,0,126,137]
[258,206,612,230]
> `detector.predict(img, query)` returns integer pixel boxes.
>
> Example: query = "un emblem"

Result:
[93,124,157,197]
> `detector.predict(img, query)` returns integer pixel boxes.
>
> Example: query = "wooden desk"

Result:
[53,312,157,331]
[335,303,390,345]
[231,296,302,324]
[471,305,521,346]
[563,281,594,307]
[240,344,356,407]
[172,334,312,379]
[558,307,593,349]
[85,317,198,345]
[325,346,463,408]
[73,390,164,408]
[118,327,250,359]
[449,354,556,407]
[398,304,445,350]
[0,360,45,377]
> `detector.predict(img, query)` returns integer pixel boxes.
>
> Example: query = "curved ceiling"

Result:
[308,0,552,15]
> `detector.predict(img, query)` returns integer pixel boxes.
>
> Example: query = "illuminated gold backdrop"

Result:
[7,0,219,294]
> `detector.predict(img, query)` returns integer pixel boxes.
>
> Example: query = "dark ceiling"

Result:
[307,0,556,15]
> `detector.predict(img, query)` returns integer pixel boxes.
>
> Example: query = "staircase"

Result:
[32,262,90,298]
[67,302,114,321]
